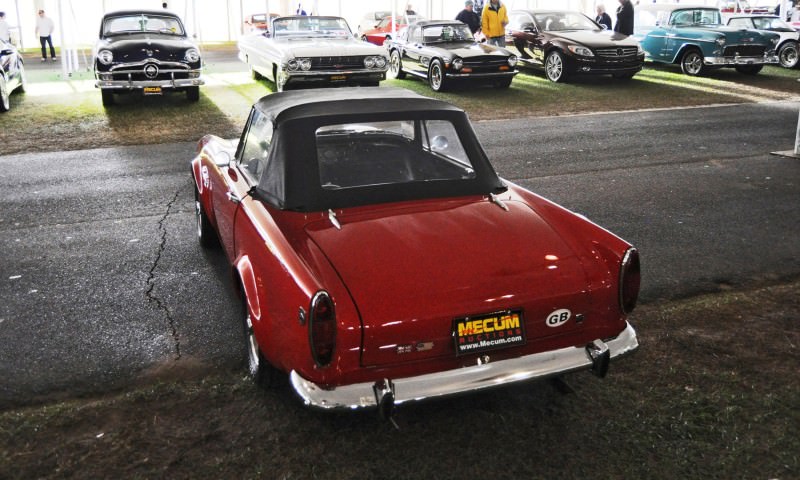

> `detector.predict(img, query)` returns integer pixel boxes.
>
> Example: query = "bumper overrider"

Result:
[291,321,638,411]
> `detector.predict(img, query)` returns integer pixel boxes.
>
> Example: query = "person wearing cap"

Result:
[456,0,481,35]
[35,9,56,62]
[481,0,508,47]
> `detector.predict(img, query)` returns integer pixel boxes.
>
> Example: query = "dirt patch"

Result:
[1,281,797,479]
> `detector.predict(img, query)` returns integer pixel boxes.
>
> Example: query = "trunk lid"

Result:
[305,198,594,367]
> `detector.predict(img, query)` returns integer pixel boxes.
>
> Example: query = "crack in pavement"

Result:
[145,181,189,361]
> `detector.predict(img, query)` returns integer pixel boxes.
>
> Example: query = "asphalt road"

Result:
[1,102,798,408]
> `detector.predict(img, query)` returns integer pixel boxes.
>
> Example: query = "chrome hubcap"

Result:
[686,54,701,74]
[431,65,441,89]
[546,55,562,80]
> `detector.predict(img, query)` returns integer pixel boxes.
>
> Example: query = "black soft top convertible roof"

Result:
[244,88,506,212]
[253,87,463,124]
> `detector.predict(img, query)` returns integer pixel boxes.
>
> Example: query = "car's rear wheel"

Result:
[388,49,406,79]
[429,58,448,91]
[545,50,568,82]
[17,61,26,93]
[0,75,9,112]
[680,49,705,76]
[734,64,763,75]
[777,41,799,69]
[195,191,219,249]
[186,86,200,102]
[241,290,277,388]
[100,89,114,107]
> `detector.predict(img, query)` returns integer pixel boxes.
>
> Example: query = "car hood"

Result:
[671,25,774,43]
[97,34,197,62]
[436,41,511,57]
[546,29,640,48]
[271,37,386,56]
[305,197,595,367]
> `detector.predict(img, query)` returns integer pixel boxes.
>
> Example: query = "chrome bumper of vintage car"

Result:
[95,71,204,90]
[704,54,779,66]
[283,69,386,81]
[290,321,638,410]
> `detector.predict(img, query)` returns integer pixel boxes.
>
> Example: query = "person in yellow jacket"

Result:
[481,0,508,47]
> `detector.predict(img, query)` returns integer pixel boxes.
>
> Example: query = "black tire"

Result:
[680,49,705,76]
[241,290,277,388]
[17,61,26,93]
[195,191,219,249]
[0,75,9,112]
[100,89,114,107]
[735,64,763,75]
[388,49,406,79]
[428,58,448,91]
[777,41,799,69]
[545,50,568,82]
[186,86,200,102]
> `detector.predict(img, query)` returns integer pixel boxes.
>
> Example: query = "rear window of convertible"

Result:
[316,119,476,190]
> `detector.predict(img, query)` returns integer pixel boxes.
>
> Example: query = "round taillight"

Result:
[309,291,336,367]
[620,248,640,314]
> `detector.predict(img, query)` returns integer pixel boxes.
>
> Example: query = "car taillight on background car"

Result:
[619,248,640,314]
[309,291,336,367]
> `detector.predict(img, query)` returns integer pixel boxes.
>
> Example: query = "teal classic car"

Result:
[634,4,780,76]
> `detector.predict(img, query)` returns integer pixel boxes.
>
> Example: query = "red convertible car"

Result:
[191,87,640,417]
[361,14,424,45]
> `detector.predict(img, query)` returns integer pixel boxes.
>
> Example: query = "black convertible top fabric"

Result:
[244,87,506,212]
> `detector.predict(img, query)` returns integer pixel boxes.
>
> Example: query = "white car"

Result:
[727,14,800,68]
[238,16,388,91]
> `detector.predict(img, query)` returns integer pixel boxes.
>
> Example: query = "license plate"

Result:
[453,309,526,356]
[143,86,162,95]
[330,75,347,81]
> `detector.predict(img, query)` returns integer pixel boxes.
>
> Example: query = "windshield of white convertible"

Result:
[271,17,352,38]
[316,119,476,190]
[533,12,598,31]
[103,14,184,36]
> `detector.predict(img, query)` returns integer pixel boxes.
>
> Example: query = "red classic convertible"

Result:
[191,88,640,417]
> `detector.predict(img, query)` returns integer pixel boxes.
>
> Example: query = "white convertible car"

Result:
[238,15,389,91]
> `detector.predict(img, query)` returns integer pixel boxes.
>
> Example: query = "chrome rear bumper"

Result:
[290,322,638,410]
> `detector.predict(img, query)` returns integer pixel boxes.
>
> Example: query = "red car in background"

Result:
[244,12,279,32]
[361,14,424,45]
[191,87,641,419]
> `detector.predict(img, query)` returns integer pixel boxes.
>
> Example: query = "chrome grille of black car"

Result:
[311,56,367,70]
[722,45,766,57]
[595,47,639,57]
[463,56,509,68]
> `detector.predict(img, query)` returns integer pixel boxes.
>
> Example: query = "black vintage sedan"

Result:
[0,39,25,113]
[93,10,204,106]
[506,10,645,82]
[386,20,517,91]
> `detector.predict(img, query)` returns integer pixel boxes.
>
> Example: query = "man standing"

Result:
[481,0,508,47]
[614,0,634,36]
[456,1,481,35]
[0,12,10,43]
[36,9,56,62]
